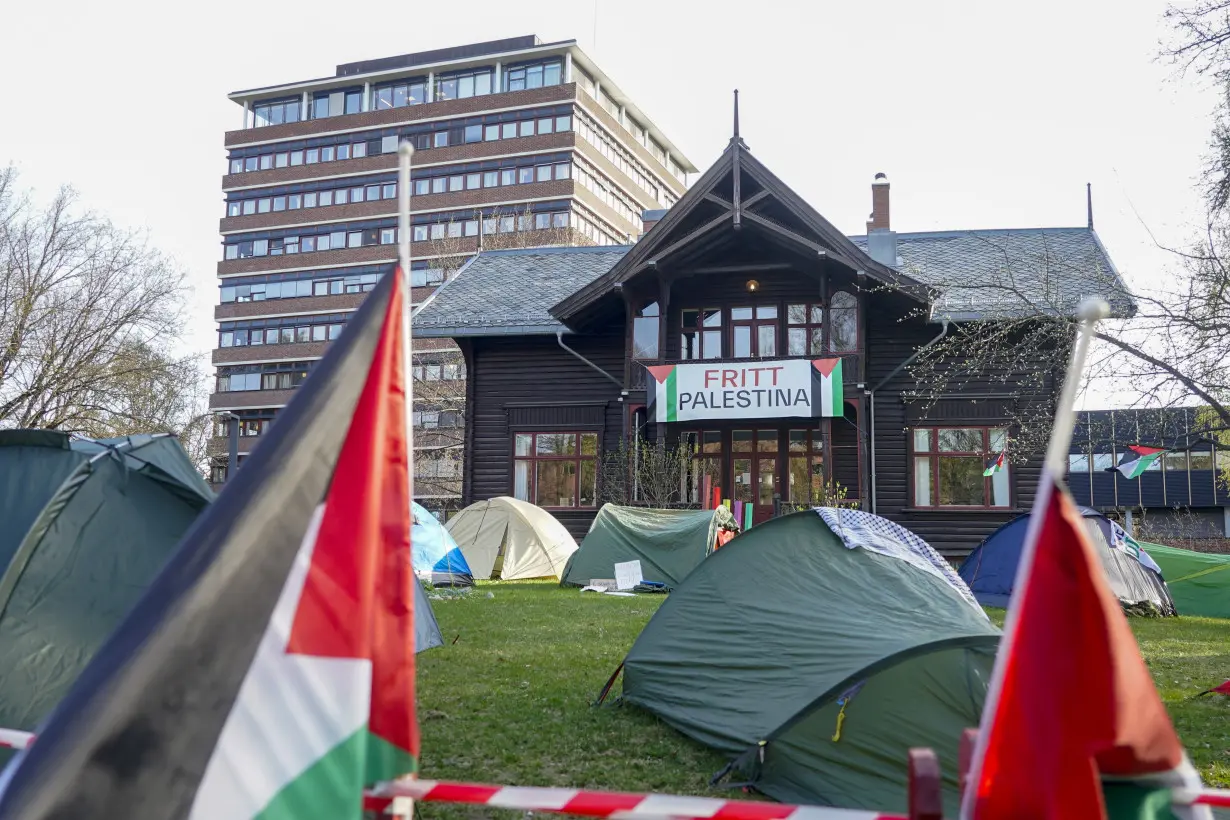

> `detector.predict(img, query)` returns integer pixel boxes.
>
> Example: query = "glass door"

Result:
[733,429,780,524]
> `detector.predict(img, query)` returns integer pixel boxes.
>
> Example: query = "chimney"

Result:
[865,172,898,267]
[866,172,890,232]
[640,208,667,239]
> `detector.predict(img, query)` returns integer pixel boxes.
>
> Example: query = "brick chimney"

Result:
[866,172,890,232]
[640,208,667,239]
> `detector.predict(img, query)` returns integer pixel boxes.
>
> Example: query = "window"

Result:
[1189,447,1214,472]
[1069,453,1090,473]
[681,308,722,360]
[788,429,826,505]
[433,131,448,148]
[683,430,723,505]
[253,98,301,127]
[912,427,1010,508]
[504,61,563,92]
[633,302,659,360]
[830,291,858,352]
[374,79,425,109]
[513,432,598,508]
[1163,451,1190,472]
[435,69,492,101]
[787,304,824,356]
[432,177,447,194]
[464,124,483,143]
[731,305,777,358]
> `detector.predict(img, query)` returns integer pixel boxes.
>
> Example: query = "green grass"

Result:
[416,583,1229,818]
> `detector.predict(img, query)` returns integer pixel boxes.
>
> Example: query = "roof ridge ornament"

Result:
[729,89,748,151]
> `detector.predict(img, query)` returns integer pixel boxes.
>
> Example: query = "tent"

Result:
[562,504,737,589]
[615,509,998,815]
[412,501,473,586]
[1140,541,1230,619]
[958,506,1177,615]
[413,580,444,652]
[445,496,578,581]
[0,430,214,764]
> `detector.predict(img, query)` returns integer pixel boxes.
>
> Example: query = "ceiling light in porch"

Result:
[746,279,760,292]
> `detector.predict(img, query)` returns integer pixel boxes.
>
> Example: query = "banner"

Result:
[645,358,844,423]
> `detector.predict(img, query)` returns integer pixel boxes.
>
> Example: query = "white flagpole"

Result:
[396,139,415,820]
[958,297,1109,820]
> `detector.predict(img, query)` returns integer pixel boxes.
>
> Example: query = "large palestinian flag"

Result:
[645,358,843,422]
[963,474,1209,820]
[1109,445,1168,479]
[0,269,418,819]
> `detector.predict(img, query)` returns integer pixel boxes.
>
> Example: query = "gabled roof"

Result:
[850,227,1133,320]
[414,246,631,338]
[548,137,928,325]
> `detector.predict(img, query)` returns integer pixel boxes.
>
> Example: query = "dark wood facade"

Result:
[446,136,1061,556]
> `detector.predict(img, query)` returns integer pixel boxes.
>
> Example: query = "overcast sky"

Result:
[2,0,1217,406]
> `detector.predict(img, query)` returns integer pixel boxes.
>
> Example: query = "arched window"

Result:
[633,301,659,360]
[829,291,858,352]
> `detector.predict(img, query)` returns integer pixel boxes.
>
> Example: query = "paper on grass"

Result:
[614,560,643,591]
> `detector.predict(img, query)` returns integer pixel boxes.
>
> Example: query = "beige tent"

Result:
[445,497,579,580]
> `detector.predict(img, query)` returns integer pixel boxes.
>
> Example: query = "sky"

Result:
[1,0,1219,407]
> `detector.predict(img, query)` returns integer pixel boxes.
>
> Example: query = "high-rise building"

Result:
[209,35,696,513]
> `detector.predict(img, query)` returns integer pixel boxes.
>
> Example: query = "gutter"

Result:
[867,318,950,514]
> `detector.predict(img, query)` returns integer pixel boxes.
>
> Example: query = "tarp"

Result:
[445,496,577,580]
[618,510,998,815]
[0,431,214,766]
[562,504,736,589]
[958,507,1177,615]
[1141,541,1230,619]
[412,501,472,585]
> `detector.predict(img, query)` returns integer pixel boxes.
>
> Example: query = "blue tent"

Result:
[958,506,1175,615]
[412,502,473,586]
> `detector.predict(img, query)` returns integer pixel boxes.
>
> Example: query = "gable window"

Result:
[633,302,659,360]
[787,304,824,356]
[681,308,722,360]
[731,305,777,358]
[514,432,598,509]
[912,427,1009,508]
[830,291,858,352]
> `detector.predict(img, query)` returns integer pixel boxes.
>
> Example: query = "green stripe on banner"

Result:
[1101,783,1180,820]
[830,360,844,409]
[256,726,368,820]
[365,732,417,785]
[666,371,678,423]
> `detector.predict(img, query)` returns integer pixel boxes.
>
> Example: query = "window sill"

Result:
[901,507,1027,514]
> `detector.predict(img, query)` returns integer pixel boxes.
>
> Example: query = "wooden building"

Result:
[415,113,1130,557]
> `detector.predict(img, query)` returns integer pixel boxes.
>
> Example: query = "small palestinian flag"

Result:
[1111,445,1168,479]
[0,269,418,819]
[1195,680,1230,698]
[983,451,1006,477]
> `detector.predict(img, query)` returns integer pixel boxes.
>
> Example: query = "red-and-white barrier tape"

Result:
[0,728,33,750]
[1175,787,1230,808]
[362,779,900,820]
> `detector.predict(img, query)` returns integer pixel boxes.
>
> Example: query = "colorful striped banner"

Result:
[363,779,899,819]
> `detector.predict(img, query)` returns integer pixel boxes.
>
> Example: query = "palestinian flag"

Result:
[983,451,1006,477]
[1111,445,1168,479]
[814,357,843,417]
[0,269,418,819]
[962,475,1209,820]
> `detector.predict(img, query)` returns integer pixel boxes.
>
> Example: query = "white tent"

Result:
[445,497,578,580]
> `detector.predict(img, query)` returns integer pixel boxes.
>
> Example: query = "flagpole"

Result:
[959,297,1109,820]
[396,138,416,820]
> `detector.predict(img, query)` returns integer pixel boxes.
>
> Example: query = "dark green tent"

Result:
[1141,541,1230,619]
[561,504,736,589]
[0,430,213,763]
[617,510,998,815]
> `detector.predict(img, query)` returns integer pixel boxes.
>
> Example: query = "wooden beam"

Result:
[702,192,734,209]
[732,149,742,229]
[650,211,733,265]
[690,262,793,275]
[742,211,827,255]
[741,189,770,211]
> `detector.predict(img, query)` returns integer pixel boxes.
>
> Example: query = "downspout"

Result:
[867,317,950,514]
[556,330,628,395]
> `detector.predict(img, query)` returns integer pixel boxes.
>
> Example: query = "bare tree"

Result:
[0,166,202,437]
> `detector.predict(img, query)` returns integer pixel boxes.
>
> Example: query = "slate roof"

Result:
[414,227,1131,337]
[850,227,1132,320]
[414,245,632,337]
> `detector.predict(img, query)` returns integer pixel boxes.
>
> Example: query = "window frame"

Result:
[512,431,600,510]
[910,426,1011,510]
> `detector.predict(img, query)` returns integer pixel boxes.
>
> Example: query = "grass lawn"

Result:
[416,582,1229,818]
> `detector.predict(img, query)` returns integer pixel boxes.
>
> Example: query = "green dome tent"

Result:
[561,504,737,589]
[0,430,214,764]
[616,509,998,815]
[1141,541,1230,619]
